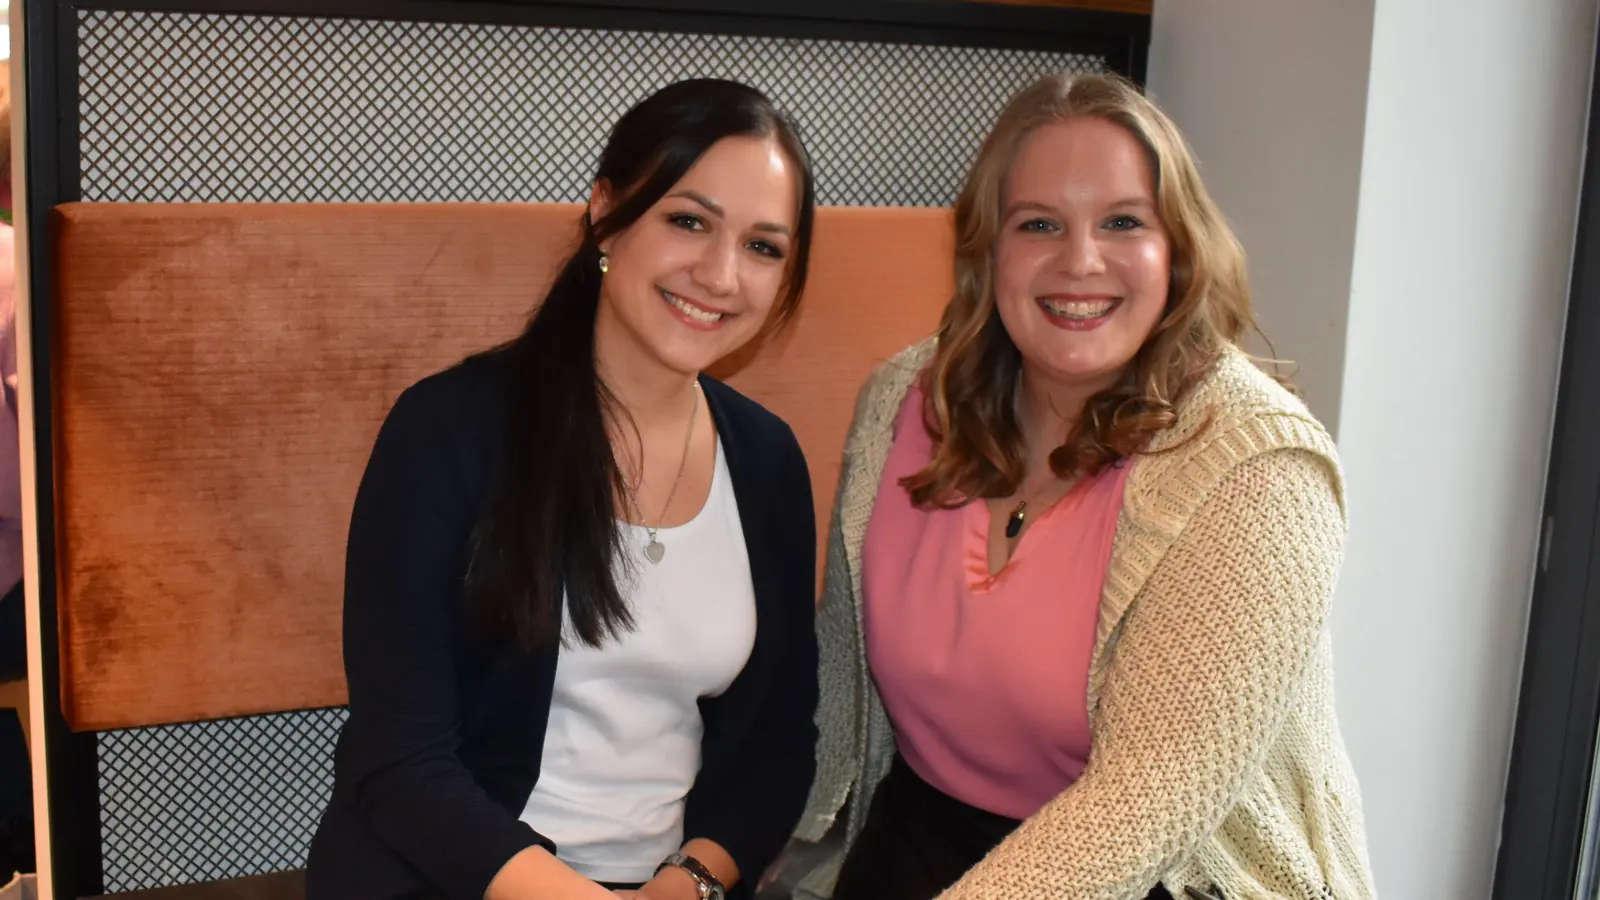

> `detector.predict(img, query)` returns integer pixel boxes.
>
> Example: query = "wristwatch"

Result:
[656,851,726,900]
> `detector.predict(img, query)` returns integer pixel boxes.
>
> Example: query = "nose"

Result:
[693,237,739,297]
[1058,225,1107,278]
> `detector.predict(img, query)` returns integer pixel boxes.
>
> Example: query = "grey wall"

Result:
[1150,2,1598,896]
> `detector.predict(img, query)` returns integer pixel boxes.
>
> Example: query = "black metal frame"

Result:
[22,0,102,895]
[1492,19,1600,900]
[20,0,1149,893]
[76,0,1151,64]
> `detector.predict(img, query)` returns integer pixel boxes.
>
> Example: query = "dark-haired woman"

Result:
[307,79,820,900]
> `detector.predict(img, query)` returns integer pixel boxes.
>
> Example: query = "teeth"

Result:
[663,290,723,323]
[1043,298,1115,320]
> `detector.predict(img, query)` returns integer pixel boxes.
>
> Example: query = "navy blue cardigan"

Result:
[306,356,820,900]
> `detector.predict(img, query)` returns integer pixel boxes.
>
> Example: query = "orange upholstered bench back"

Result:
[50,202,952,731]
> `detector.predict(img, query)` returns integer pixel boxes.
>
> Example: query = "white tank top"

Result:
[518,440,757,882]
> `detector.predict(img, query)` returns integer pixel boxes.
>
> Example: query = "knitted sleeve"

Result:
[937,448,1345,900]
[797,350,917,842]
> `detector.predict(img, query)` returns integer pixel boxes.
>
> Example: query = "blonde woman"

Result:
[793,73,1376,900]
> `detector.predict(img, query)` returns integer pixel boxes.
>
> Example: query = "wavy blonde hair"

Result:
[905,72,1270,507]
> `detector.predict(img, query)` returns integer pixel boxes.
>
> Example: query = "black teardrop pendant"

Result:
[1005,502,1027,539]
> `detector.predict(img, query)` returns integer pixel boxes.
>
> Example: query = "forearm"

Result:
[683,838,739,889]
[485,846,617,900]
[636,838,741,900]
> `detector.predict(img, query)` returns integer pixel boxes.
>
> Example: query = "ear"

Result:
[588,179,615,246]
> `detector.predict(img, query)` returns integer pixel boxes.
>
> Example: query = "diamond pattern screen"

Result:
[78,8,1103,891]
[98,710,346,888]
[79,11,1100,207]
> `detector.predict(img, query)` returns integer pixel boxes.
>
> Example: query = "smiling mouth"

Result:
[660,288,726,324]
[1041,297,1118,320]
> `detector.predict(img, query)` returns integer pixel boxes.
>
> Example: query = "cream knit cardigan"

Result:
[792,339,1377,900]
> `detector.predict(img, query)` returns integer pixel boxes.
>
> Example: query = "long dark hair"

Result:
[466,79,816,652]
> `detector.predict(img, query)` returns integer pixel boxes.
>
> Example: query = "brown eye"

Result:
[747,239,784,259]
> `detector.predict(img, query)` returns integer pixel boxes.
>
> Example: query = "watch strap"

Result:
[657,851,725,900]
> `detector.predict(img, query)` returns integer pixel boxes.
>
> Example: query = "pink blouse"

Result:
[862,384,1133,819]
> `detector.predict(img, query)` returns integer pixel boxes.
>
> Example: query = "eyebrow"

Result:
[668,189,793,237]
[1003,201,1058,219]
[1003,197,1155,219]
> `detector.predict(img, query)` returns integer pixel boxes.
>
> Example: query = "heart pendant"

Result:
[645,540,665,564]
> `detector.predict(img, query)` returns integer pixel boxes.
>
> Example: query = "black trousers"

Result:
[833,755,1180,900]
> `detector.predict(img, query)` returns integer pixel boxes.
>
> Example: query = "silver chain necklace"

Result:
[629,382,701,564]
